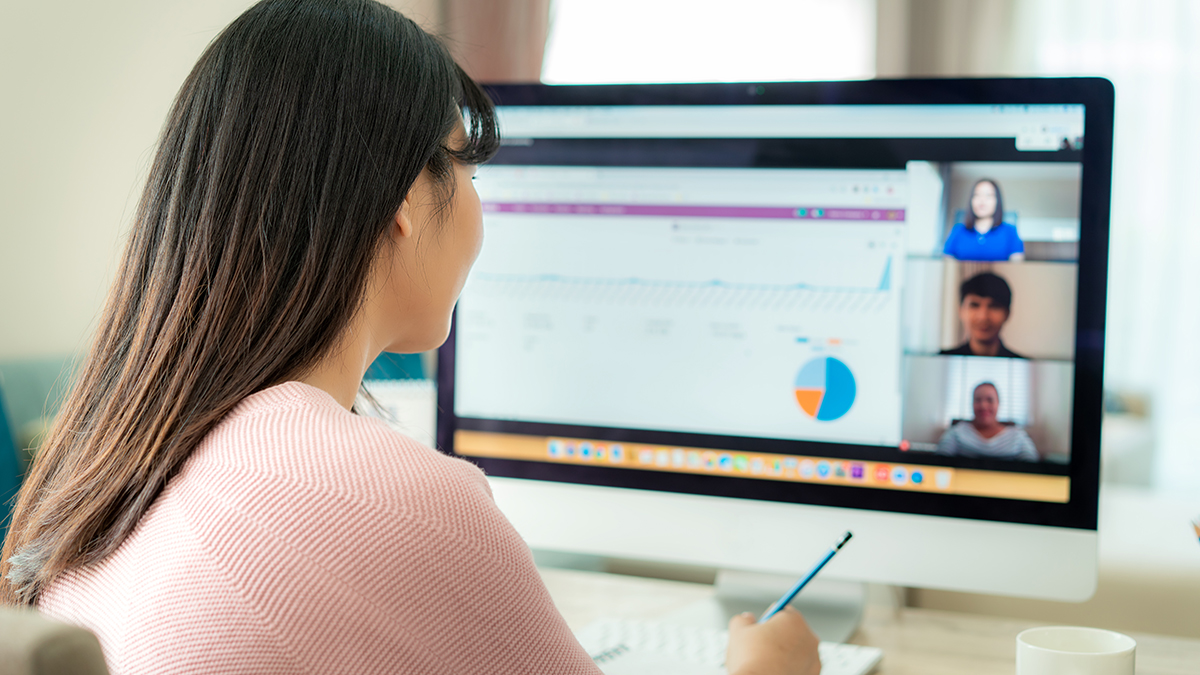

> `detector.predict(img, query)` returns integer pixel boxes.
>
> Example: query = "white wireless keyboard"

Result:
[576,618,882,675]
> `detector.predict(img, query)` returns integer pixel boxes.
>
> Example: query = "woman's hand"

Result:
[725,608,821,675]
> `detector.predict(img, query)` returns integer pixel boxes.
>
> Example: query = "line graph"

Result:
[465,257,894,313]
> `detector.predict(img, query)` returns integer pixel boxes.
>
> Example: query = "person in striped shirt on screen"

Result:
[936,382,1039,462]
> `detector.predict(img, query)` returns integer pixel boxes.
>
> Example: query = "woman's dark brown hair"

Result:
[1,0,498,606]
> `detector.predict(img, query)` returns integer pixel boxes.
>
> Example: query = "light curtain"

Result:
[386,0,550,81]
[1008,0,1200,492]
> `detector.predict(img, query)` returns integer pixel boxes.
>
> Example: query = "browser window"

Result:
[451,103,1085,507]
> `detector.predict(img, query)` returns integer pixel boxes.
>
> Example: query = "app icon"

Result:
[816,461,831,479]
[936,470,952,489]
[800,459,816,478]
[564,443,576,458]
[891,466,908,486]
[850,463,865,480]
[548,440,563,458]
[783,457,799,474]
[750,457,764,474]
[672,449,686,467]
[638,449,654,465]
[834,462,847,478]
[911,470,924,485]
[687,451,702,468]
[771,459,783,475]
[874,465,891,482]
[579,442,593,460]
[718,454,734,471]
[655,449,671,467]
[594,445,607,461]
[734,455,749,472]
[610,445,624,463]
[703,452,717,470]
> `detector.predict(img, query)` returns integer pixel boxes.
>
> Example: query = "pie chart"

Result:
[794,357,856,421]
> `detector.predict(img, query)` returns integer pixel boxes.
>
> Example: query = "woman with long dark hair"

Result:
[0,2,818,673]
[942,178,1025,261]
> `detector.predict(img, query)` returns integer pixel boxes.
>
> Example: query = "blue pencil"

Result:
[759,531,854,623]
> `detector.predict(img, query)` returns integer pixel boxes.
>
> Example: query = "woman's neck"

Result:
[974,217,994,234]
[299,320,380,410]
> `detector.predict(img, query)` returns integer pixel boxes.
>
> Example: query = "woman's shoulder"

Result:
[942,223,970,254]
[935,421,965,454]
[158,382,501,598]
[949,421,980,442]
[998,424,1035,442]
[186,381,489,517]
[998,221,1023,239]
[39,383,569,675]
[945,223,970,238]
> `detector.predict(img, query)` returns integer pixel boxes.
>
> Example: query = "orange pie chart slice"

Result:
[795,389,824,418]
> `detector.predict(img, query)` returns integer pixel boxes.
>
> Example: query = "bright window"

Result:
[541,0,876,84]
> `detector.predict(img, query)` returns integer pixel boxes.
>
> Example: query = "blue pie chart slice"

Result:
[794,357,856,421]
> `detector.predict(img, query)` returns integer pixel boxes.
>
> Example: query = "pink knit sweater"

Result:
[39,382,601,675]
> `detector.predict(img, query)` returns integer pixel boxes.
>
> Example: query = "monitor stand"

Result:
[663,569,866,643]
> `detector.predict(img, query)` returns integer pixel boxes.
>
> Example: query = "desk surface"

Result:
[539,567,1200,675]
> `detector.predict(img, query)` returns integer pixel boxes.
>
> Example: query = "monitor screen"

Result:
[438,81,1111,533]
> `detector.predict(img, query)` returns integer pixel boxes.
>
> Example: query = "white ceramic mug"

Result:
[1016,626,1136,675]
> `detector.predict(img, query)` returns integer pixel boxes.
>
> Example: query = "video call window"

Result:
[901,160,1080,468]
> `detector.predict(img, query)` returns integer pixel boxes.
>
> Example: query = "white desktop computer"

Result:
[436,79,1114,640]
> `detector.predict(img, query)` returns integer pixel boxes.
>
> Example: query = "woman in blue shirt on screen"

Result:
[943,179,1025,261]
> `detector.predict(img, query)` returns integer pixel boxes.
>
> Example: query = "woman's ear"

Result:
[394,195,414,239]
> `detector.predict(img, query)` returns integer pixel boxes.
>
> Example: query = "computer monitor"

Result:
[437,79,1113,604]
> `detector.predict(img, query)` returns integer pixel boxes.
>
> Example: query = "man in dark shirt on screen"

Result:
[940,272,1027,359]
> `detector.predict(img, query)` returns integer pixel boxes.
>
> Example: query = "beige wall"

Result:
[0,0,441,361]
[876,0,1021,77]
[0,0,252,360]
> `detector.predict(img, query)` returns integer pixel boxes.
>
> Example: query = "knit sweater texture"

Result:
[39,382,600,675]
